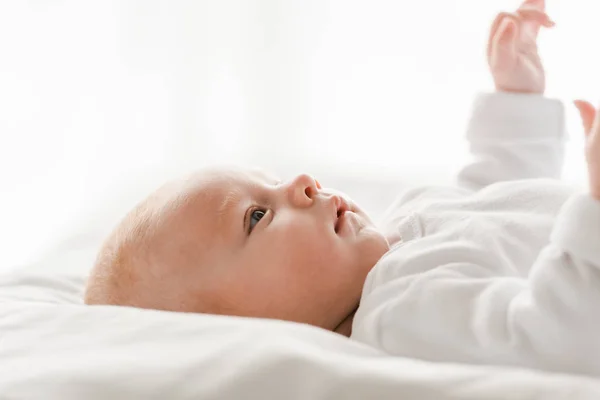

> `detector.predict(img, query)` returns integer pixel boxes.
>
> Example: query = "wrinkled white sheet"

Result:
[2,296,600,400]
[1,250,600,399]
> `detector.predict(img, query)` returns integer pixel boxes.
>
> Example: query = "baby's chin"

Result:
[352,211,388,248]
[352,204,385,242]
[341,197,380,236]
[354,224,390,274]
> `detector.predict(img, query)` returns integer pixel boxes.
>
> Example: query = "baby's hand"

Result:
[575,100,600,201]
[488,0,555,94]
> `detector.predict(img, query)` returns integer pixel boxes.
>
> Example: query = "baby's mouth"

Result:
[334,196,350,234]
[334,209,344,233]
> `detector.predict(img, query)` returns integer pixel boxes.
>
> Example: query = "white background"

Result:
[0,0,597,268]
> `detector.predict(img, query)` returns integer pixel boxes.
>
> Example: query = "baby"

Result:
[85,0,600,376]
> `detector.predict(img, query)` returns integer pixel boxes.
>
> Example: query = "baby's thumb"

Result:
[574,100,597,137]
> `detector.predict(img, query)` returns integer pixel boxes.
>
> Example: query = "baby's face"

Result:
[148,166,389,331]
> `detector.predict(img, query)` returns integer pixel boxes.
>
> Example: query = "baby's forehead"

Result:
[179,166,278,207]
[198,166,278,187]
[175,166,273,236]
[249,166,278,181]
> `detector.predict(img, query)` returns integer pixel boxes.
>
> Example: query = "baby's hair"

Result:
[84,176,187,308]
[84,199,156,307]
[84,176,233,315]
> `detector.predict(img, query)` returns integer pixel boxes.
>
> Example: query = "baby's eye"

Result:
[249,209,266,233]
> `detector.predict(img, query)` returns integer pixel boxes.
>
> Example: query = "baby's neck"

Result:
[333,309,356,337]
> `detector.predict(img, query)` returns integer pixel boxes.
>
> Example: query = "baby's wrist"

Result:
[495,86,544,96]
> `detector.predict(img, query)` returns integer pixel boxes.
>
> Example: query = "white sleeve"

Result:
[353,195,600,376]
[458,92,566,191]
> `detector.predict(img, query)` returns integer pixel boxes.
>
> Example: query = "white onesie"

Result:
[351,92,600,377]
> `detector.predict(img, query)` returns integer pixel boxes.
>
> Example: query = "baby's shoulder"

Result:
[378,185,469,240]
[380,185,469,220]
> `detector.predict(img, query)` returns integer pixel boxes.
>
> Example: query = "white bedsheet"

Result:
[1,248,600,399]
[2,298,600,399]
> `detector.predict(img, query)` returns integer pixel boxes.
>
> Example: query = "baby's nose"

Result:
[288,174,319,208]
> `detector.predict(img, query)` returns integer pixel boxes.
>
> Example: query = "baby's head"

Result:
[85,166,389,332]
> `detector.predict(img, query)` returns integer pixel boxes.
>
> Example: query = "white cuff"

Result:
[551,194,600,265]
[467,92,565,141]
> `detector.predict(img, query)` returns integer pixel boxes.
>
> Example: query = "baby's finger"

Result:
[488,12,520,60]
[488,14,506,59]
[592,103,600,140]
[516,8,554,44]
[520,0,545,12]
[516,8,555,27]
[574,100,596,137]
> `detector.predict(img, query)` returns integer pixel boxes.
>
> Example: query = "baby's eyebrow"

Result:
[251,168,280,186]
[216,188,244,235]
[217,189,240,221]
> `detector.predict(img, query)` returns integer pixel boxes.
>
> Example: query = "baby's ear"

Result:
[574,100,597,137]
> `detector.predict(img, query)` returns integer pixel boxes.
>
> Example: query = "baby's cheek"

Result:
[292,225,344,276]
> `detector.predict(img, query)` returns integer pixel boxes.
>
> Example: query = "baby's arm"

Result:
[355,195,600,375]
[353,108,600,376]
[457,92,565,190]
[458,0,563,191]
